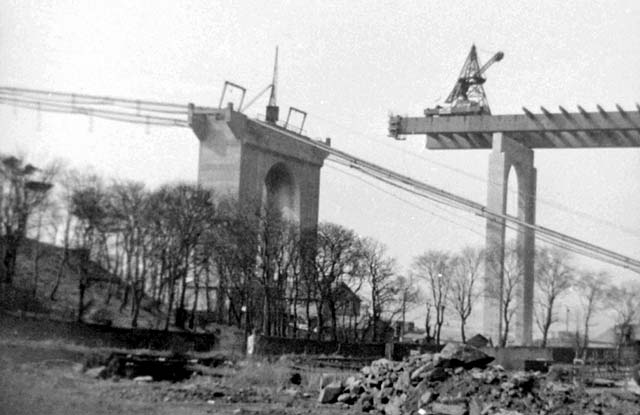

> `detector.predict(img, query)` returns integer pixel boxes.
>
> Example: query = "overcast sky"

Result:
[2,1,639,336]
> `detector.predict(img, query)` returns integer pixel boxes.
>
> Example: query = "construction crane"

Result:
[424,45,504,116]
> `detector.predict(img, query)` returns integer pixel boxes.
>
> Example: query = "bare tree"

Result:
[606,282,640,346]
[575,270,610,355]
[106,180,152,327]
[254,204,299,336]
[0,155,54,285]
[448,246,483,343]
[359,238,398,342]
[313,222,362,341]
[534,246,574,347]
[424,301,434,344]
[28,195,58,298]
[49,169,78,301]
[210,197,259,330]
[69,173,110,321]
[412,251,451,346]
[146,184,216,330]
[394,275,422,341]
[486,240,523,347]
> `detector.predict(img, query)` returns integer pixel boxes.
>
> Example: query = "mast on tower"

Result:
[266,46,279,123]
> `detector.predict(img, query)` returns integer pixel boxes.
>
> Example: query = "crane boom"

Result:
[427,45,504,117]
[477,51,504,77]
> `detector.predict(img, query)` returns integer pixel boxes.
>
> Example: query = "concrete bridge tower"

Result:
[187,102,328,235]
[188,48,328,232]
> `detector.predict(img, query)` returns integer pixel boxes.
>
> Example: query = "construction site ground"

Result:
[0,340,355,415]
[1,338,638,415]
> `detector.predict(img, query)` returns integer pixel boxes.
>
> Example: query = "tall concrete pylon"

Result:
[388,105,640,345]
[188,103,328,234]
[483,133,536,346]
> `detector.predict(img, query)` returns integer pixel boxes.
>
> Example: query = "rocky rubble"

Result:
[317,343,640,415]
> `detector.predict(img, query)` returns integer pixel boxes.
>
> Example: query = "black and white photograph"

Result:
[1,1,639,414]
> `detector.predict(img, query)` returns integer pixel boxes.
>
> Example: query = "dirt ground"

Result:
[0,342,353,415]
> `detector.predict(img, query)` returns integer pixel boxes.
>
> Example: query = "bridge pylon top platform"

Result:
[389,105,640,149]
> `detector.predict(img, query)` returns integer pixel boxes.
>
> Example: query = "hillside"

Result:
[2,238,165,329]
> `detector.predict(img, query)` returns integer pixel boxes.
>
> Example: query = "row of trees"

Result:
[0,155,419,341]
[2,154,638,347]
[411,241,640,349]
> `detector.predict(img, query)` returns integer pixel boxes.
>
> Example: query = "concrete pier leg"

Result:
[483,133,536,346]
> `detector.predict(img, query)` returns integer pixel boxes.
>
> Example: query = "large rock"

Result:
[424,366,449,382]
[411,361,435,380]
[394,371,411,392]
[403,379,431,413]
[133,375,153,382]
[337,393,357,404]
[357,392,375,413]
[431,402,467,415]
[371,358,393,368]
[625,377,640,396]
[318,381,344,404]
[85,366,106,379]
[345,376,365,395]
[468,397,482,415]
[420,390,435,405]
[384,395,405,415]
[319,373,336,389]
[546,364,571,383]
[437,343,494,369]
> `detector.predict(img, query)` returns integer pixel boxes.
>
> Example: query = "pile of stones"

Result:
[317,343,640,415]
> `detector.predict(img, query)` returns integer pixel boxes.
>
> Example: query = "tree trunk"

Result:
[372,301,379,342]
[105,248,120,305]
[131,282,142,328]
[424,304,432,343]
[78,277,86,323]
[50,213,72,301]
[460,318,467,343]
[316,299,324,341]
[262,286,270,336]
[501,318,510,347]
[305,285,312,340]
[435,306,444,346]
[400,298,406,341]
[292,281,299,338]
[164,272,176,331]
[582,307,593,355]
[32,244,42,298]
[50,251,68,301]
[329,300,338,341]
[2,234,19,285]
[541,307,553,348]
[189,271,200,330]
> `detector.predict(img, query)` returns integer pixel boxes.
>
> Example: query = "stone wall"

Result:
[251,335,640,370]
[253,335,386,358]
[0,312,221,352]
[482,346,552,370]
[550,346,639,365]
[481,346,640,370]
[389,342,444,361]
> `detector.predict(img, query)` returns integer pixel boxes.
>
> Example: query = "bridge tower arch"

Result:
[263,161,300,222]
[484,133,537,346]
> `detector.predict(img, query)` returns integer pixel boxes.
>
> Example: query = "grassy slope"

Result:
[7,238,164,329]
